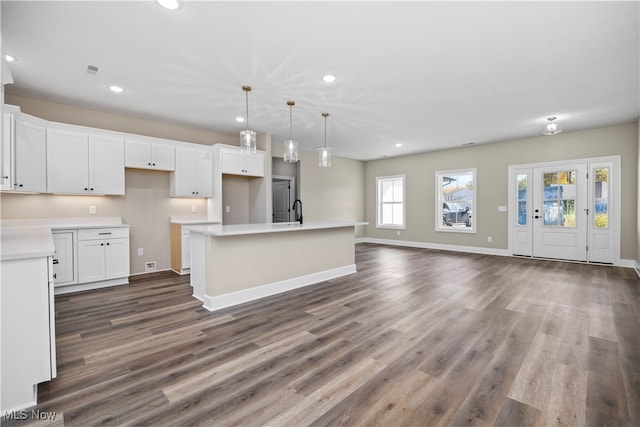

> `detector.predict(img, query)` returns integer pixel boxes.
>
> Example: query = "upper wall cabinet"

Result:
[220,147,265,177]
[46,126,125,195]
[125,137,175,171]
[170,146,213,198]
[1,111,14,191]
[8,112,48,193]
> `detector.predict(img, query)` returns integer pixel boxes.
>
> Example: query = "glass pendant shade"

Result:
[318,146,332,167]
[240,85,256,154]
[284,139,299,162]
[240,129,256,155]
[283,101,299,162]
[318,112,331,168]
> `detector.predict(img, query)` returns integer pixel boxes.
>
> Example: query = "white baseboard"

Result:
[54,277,129,295]
[361,238,635,269]
[361,237,510,257]
[201,264,357,312]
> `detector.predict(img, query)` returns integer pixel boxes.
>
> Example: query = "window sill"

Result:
[436,227,476,234]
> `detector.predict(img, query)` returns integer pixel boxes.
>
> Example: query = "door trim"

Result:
[508,155,620,265]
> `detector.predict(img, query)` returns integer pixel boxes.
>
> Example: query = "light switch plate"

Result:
[89,205,97,215]
[497,205,507,212]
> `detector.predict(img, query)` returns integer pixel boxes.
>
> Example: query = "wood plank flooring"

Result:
[3,243,640,426]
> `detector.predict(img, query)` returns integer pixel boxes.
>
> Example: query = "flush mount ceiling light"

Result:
[317,112,332,168]
[543,116,563,136]
[322,74,336,83]
[239,85,256,155]
[283,101,299,163]
[5,54,16,62]
[235,116,245,122]
[395,143,403,147]
[108,85,124,93]
[156,0,181,10]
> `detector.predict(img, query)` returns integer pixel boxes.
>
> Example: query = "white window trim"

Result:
[435,168,477,233]
[376,174,406,229]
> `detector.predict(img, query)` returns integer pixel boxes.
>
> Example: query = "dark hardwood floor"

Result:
[4,243,640,426]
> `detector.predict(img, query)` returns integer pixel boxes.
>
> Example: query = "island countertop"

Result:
[185,221,367,237]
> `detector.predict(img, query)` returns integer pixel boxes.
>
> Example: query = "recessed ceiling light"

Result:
[235,116,245,122]
[5,54,16,62]
[156,0,181,10]
[108,85,125,93]
[395,143,402,147]
[322,74,336,83]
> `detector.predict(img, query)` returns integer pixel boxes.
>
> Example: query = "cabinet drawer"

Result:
[78,228,129,241]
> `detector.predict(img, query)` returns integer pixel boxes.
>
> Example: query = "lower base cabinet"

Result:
[1,256,56,412]
[77,228,130,283]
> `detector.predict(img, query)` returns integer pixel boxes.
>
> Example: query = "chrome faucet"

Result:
[292,199,303,224]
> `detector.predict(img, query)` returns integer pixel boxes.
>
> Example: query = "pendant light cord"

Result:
[322,112,329,148]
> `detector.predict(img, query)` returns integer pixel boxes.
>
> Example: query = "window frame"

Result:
[435,168,477,233]
[376,174,406,229]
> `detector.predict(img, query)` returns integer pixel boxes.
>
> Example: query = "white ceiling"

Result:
[2,1,639,161]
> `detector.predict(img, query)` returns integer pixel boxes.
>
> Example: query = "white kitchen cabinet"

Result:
[1,256,56,412]
[221,147,264,177]
[52,230,76,286]
[1,110,13,191]
[77,228,130,284]
[170,146,213,198]
[13,115,47,192]
[125,137,175,171]
[47,127,125,195]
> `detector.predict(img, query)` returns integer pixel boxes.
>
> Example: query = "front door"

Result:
[532,164,588,261]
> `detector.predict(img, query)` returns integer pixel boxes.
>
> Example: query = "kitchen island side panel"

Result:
[204,226,355,297]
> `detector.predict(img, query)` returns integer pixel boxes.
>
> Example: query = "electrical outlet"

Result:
[191,205,197,213]
[145,261,156,273]
[89,205,97,215]
[396,230,401,236]
[488,236,493,243]
[137,248,143,256]
[226,206,230,213]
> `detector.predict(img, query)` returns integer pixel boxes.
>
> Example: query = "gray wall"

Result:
[365,122,638,261]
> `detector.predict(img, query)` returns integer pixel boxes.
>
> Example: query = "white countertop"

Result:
[170,216,220,225]
[1,226,56,261]
[1,217,128,230]
[185,221,367,237]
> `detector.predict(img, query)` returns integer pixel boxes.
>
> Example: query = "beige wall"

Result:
[272,144,366,237]
[365,122,638,261]
[6,93,237,146]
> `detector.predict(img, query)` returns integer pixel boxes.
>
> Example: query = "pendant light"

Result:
[240,85,256,155]
[318,112,332,167]
[283,101,299,162]
[543,116,562,136]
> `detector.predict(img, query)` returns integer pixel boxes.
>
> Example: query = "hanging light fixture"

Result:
[543,116,562,136]
[318,112,332,167]
[283,101,299,162]
[240,85,256,155]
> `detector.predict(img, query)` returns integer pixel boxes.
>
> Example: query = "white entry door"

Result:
[532,164,588,261]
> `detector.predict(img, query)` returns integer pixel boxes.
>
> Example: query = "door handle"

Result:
[52,259,59,264]
[534,215,541,219]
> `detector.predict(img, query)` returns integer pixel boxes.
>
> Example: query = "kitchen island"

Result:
[186,221,365,311]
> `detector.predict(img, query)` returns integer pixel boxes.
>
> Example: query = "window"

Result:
[436,169,476,232]
[376,175,405,228]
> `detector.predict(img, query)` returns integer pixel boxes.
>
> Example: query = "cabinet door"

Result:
[152,144,175,171]
[47,128,89,194]
[105,238,130,280]
[195,149,213,197]
[125,139,152,169]
[77,240,106,283]
[221,149,245,175]
[1,112,13,191]
[171,148,196,197]
[14,118,47,192]
[245,152,265,177]
[52,232,75,286]
[90,134,125,195]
